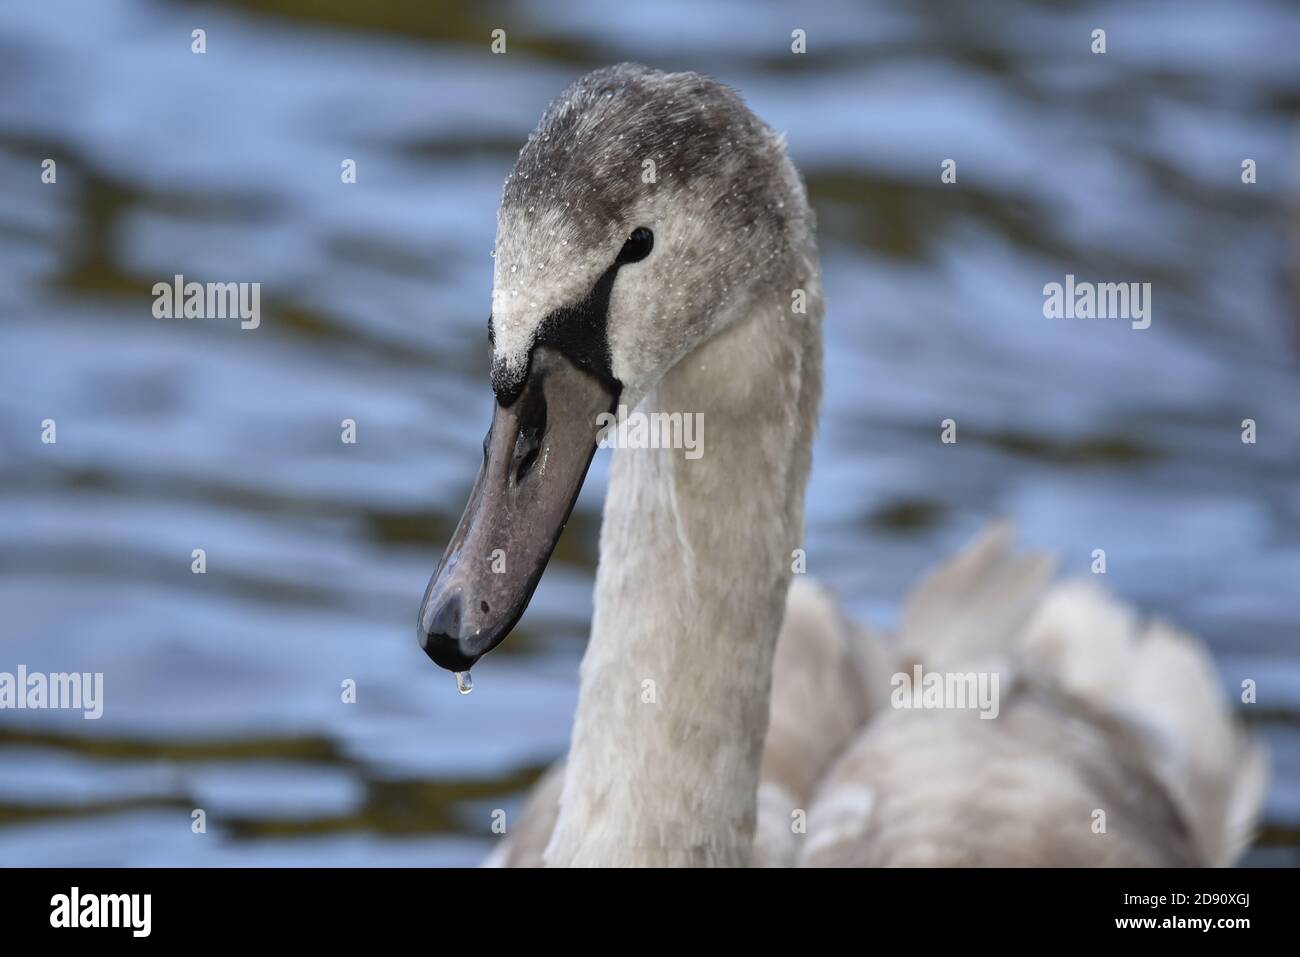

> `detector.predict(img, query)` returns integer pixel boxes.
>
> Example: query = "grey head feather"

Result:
[490,63,816,401]
[502,63,793,244]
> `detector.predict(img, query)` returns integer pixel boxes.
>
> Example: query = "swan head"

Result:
[419,63,811,673]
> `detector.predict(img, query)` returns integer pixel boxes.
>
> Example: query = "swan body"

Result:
[417,64,1266,867]
[490,527,1267,867]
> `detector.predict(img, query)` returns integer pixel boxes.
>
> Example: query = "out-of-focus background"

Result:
[1,0,1298,866]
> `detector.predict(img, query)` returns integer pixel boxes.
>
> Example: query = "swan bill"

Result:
[417,345,618,673]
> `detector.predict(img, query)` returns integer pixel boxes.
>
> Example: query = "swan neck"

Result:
[546,294,822,867]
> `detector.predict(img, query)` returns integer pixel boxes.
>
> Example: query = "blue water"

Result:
[1,0,1298,865]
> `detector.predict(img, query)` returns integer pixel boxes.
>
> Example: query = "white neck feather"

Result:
[545,288,822,866]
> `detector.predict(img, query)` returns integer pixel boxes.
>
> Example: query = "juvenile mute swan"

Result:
[418,64,1267,867]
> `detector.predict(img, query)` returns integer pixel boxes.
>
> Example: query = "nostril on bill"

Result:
[511,389,548,484]
[513,426,541,483]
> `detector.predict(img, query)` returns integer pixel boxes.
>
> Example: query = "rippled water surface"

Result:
[1,0,1299,865]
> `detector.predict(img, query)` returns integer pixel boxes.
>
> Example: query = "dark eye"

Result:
[617,227,654,264]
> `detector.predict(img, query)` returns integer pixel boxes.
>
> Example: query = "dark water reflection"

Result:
[1,0,1298,865]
